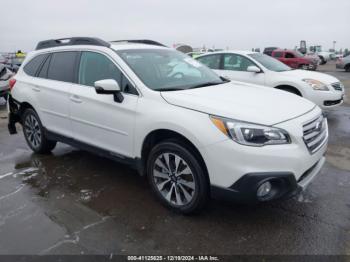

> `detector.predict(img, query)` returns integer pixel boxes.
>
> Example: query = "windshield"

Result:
[116,49,225,91]
[249,53,292,72]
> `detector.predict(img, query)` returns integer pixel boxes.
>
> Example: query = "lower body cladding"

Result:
[203,108,328,203]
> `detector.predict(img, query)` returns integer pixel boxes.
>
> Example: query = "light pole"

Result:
[333,41,336,52]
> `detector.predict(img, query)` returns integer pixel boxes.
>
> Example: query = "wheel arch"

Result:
[139,129,210,183]
[274,84,303,96]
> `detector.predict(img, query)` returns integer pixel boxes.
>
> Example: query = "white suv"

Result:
[196,51,345,109]
[8,38,328,213]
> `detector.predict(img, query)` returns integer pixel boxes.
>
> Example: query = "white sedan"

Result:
[196,51,345,110]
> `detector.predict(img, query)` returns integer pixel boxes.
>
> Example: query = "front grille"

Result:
[303,114,328,154]
[331,82,343,91]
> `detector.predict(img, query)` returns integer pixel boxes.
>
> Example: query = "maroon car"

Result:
[271,49,318,70]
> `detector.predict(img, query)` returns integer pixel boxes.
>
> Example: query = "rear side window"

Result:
[23,54,47,76]
[273,52,283,58]
[47,52,78,83]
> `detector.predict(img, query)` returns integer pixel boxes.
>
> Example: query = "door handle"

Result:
[32,86,40,92]
[70,95,82,103]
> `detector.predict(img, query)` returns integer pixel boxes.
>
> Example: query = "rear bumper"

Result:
[211,157,325,203]
[7,94,21,134]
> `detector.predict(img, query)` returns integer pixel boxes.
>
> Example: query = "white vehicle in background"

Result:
[196,51,345,110]
[8,37,328,213]
[309,46,332,65]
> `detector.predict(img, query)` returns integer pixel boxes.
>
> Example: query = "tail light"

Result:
[9,78,16,91]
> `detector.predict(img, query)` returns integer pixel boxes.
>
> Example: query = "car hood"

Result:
[161,82,315,126]
[279,69,339,84]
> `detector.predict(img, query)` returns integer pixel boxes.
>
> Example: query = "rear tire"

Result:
[146,139,209,214]
[22,108,57,154]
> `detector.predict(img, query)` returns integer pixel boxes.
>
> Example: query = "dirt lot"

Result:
[0,62,349,255]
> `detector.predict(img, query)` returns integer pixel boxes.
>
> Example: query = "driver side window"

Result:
[78,51,138,95]
[223,54,255,71]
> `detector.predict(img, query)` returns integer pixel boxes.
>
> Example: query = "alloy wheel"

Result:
[24,114,41,149]
[152,152,196,206]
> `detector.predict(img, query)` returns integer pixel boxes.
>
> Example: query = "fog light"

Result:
[257,181,272,198]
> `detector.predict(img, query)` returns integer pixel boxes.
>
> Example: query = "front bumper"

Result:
[309,91,345,109]
[211,157,325,203]
[202,107,327,203]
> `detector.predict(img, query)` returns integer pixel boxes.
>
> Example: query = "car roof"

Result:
[197,50,257,57]
[110,43,168,51]
[273,49,295,53]
[29,42,169,57]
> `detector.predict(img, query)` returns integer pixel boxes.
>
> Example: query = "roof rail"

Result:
[110,39,166,47]
[35,37,111,50]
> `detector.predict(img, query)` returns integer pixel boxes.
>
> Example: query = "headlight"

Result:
[210,116,291,146]
[303,79,329,91]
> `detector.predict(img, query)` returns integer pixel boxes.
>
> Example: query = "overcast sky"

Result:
[1,0,349,52]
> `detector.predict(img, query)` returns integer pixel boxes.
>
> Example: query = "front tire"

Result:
[22,108,57,154]
[345,65,350,72]
[146,140,209,214]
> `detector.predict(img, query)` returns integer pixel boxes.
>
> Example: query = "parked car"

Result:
[196,51,344,109]
[309,46,332,65]
[271,49,318,70]
[0,64,13,101]
[263,47,278,56]
[336,55,350,72]
[5,57,25,73]
[8,37,328,214]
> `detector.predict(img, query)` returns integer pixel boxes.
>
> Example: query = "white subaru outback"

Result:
[8,38,328,213]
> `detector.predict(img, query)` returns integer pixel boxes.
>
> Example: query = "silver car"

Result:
[336,55,350,72]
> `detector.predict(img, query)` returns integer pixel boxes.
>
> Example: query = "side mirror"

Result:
[247,66,262,73]
[94,79,124,103]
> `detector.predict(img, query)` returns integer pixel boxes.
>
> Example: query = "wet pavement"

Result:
[0,62,349,255]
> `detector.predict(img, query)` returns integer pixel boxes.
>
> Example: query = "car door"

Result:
[70,51,138,157]
[33,51,78,138]
[219,53,265,85]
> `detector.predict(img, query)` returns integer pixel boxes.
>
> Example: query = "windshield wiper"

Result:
[187,81,227,90]
[158,87,186,92]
